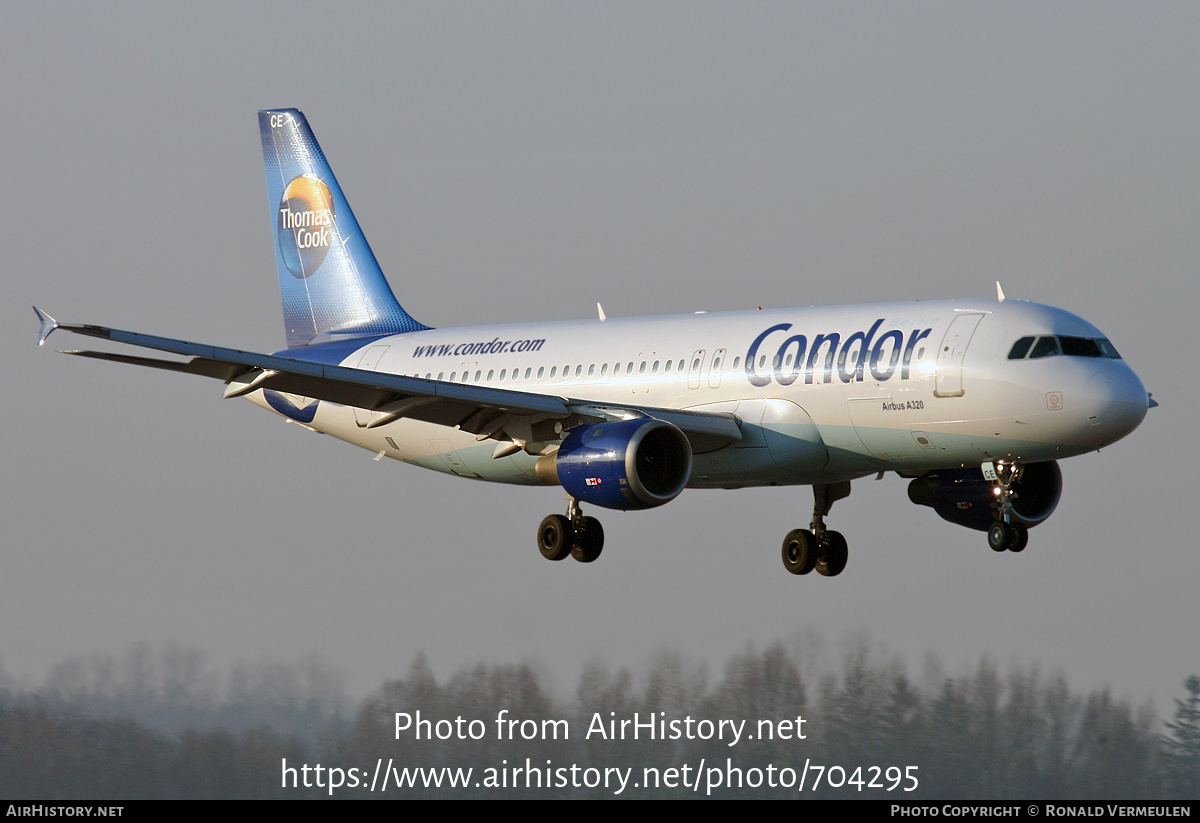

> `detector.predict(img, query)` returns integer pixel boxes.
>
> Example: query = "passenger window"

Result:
[487,369,494,381]
[524,368,532,379]
[575,365,582,377]
[499,369,506,381]
[474,370,482,382]
[1029,337,1061,359]
[639,361,647,374]
[449,371,457,381]
[652,360,660,373]
[664,360,672,373]
[1007,337,1035,360]
[627,361,634,374]
[550,366,557,379]
[588,364,595,376]
[732,356,740,370]
[537,367,545,379]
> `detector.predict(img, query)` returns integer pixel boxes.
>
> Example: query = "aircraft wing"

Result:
[34,309,741,453]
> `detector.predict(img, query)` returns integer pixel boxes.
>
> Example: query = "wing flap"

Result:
[64,350,244,381]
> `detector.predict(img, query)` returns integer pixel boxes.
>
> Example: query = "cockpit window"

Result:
[1029,336,1061,359]
[1008,335,1123,361]
[1059,336,1104,357]
[1007,337,1035,360]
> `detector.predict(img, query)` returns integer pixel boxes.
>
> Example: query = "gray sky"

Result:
[3,1,1196,711]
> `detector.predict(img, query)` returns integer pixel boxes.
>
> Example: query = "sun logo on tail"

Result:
[277,174,335,278]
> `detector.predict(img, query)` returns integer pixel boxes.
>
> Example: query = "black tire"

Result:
[537,514,571,561]
[815,531,849,577]
[570,516,604,563]
[1007,522,1029,553]
[781,529,817,575]
[987,521,1010,552]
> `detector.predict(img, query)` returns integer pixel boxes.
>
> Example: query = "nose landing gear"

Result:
[537,498,605,563]
[985,461,1030,553]
[987,520,1029,552]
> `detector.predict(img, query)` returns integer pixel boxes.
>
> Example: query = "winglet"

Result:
[33,306,59,346]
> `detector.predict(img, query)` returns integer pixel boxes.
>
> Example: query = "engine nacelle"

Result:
[535,418,693,510]
[907,461,1062,532]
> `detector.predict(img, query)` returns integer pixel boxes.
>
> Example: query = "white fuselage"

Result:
[248,298,1148,489]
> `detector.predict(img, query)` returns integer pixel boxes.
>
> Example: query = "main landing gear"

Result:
[782,481,851,577]
[985,461,1029,553]
[537,498,604,563]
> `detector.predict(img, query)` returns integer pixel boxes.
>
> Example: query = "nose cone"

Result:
[1084,364,1149,446]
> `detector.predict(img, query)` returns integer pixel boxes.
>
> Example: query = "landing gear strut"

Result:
[781,482,851,577]
[537,498,604,563]
[985,461,1030,553]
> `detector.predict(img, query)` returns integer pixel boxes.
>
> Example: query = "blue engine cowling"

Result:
[536,418,693,510]
[906,461,1062,532]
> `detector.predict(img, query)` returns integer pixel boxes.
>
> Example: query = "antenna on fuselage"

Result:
[996,281,1006,302]
[597,303,607,321]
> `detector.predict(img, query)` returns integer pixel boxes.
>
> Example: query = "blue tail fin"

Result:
[259,109,430,348]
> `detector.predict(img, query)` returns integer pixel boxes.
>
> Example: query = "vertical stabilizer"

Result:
[259,109,429,348]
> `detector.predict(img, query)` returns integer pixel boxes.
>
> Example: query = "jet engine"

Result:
[907,461,1062,531]
[535,418,693,510]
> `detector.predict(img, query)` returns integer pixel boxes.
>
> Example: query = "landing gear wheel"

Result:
[570,516,605,563]
[537,514,571,561]
[1006,522,1029,553]
[782,529,817,575]
[987,521,1010,552]
[815,531,848,577]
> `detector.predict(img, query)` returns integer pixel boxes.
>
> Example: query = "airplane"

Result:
[34,108,1154,577]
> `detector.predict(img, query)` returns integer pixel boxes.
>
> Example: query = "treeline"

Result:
[0,644,345,798]
[1,641,1196,798]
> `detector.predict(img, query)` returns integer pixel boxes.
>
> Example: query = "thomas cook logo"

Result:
[277,174,335,278]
